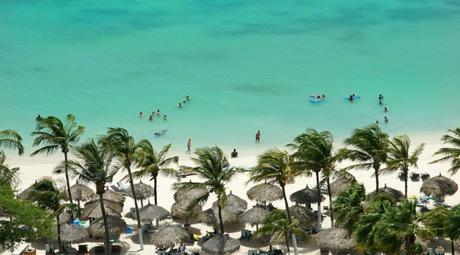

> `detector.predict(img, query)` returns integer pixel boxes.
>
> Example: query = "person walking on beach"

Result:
[255,130,261,143]
[186,138,192,154]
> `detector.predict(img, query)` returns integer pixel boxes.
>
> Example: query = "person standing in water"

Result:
[384,116,388,123]
[384,107,388,112]
[178,102,182,108]
[186,138,192,154]
[255,130,261,143]
[139,112,143,118]
[163,114,167,121]
[156,109,161,116]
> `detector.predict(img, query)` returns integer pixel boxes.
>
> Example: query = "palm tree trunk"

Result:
[55,214,62,254]
[217,202,225,234]
[452,239,455,255]
[374,166,379,192]
[99,193,111,255]
[64,152,73,204]
[284,233,290,253]
[281,184,298,255]
[403,168,408,198]
[153,176,158,205]
[315,171,322,230]
[126,165,144,250]
[326,177,333,226]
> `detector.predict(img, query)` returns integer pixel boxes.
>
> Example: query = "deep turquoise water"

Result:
[1,0,460,154]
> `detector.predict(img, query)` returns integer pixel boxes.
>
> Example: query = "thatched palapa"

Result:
[127,181,154,200]
[239,206,270,225]
[420,175,458,198]
[290,185,325,204]
[60,224,89,243]
[246,183,283,203]
[151,224,190,249]
[201,234,240,254]
[314,227,357,254]
[88,215,127,238]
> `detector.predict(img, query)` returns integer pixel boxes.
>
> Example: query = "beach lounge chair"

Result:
[111,245,121,255]
[78,245,88,255]
[63,246,78,255]
[125,225,133,235]
[94,246,105,255]
[410,172,420,181]
[248,250,258,255]
[421,173,430,181]
[273,249,283,255]
[240,229,252,240]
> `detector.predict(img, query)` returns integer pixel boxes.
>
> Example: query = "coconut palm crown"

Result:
[431,128,460,175]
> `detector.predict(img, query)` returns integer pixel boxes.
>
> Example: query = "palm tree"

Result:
[24,178,64,253]
[383,135,424,197]
[175,147,236,234]
[445,205,460,255]
[431,128,460,175]
[131,141,178,205]
[340,124,389,192]
[0,153,20,188]
[69,140,117,255]
[99,128,143,249]
[249,149,300,253]
[289,129,338,227]
[333,182,365,233]
[31,114,85,204]
[0,129,24,155]
[255,209,305,253]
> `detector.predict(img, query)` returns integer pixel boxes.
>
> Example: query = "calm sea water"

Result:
[1,0,460,154]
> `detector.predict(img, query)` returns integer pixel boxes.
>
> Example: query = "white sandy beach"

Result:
[3,133,459,255]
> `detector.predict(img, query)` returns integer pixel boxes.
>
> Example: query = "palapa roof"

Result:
[212,192,247,215]
[60,224,89,243]
[420,175,458,198]
[81,199,123,219]
[174,185,209,202]
[88,215,127,239]
[128,203,170,222]
[326,174,357,197]
[246,183,283,203]
[127,181,155,200]
[314,228,357,253]
[289,205,316,227]
[290,185,325,204]
[200,208,239,226]
[367,184,404,201]
[64,182,95,201]
[90,190,125,204]
[170,201,203,219]
[238,206,270,225]
[201,234,240,254]
[151,224,190,249]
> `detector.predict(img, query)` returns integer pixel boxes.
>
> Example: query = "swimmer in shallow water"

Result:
[178,102,182,108]
[139,112,143,118]
[156,109,161,116]
[163,114,167,121]
[384,107,388,112]
[186,95,190,101]
[149,115,153,121]
[384,116,388,123]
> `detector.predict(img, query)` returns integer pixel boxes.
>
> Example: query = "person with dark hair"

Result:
[231,149,238,158]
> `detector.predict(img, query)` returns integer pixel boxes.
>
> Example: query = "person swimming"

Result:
[376,120,379,124]
[384,116,388,123]
[379,99,383,105]
[156,109,161,116]
[178,102,182,108]
[186,95,190,101]
[322,94,325,98]
[163,114,167,121]
[139,112,143,118]
[349,95,354,101]
[149,114,153,121]
[378,94,384,100]
[231,149,238,158]
[384,107,388,112]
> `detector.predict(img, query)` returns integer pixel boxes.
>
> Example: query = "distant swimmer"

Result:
[384,116,388,123]
[163,114,167,121]
[36,114,41,121]
[379,99,383,105]
[322,94,325,98]
[183,99,186,104]
[255,130,261,143]
[378,94,384,100]
[139,112,143,118]
[186,138,192,154]
[384,107,388,112]
[349,95,354,101]
[156,109,161,116]
[178,102,182,108]
[376,120,379,124]
[231,148,238,158]
[186,95,190,101]
[149,114,153,121]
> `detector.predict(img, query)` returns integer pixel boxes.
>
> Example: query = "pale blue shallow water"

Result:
[1,0,460,154]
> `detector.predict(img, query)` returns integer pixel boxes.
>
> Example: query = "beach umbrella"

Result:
[59,211,72,224]
[314,227,357,254]
[88,215,127,239]
[201,234,240,254]
[367,184,404,201]
[127,203,170,222]
[127,181,154,200]
[420,174,458,198]
[246,183,283,203]
[64,182,95,202]
[17,183,37,200]
[289,205,316,227]
[290,185,325,205]
[150,224,190,249]
[171,202,203,221]
[200,208,238,226]
[60,224,89,243]
[90,190,125,205]
[173,185,209,202]
[81,199,123,219]
[324,173,357,197]
[212,192,248,215]
[238,206,270,228]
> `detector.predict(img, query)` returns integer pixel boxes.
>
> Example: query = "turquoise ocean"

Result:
[1,0,460,155]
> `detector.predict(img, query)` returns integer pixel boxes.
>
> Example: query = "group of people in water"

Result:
[178,95,191,108]
[376,94,389,124]
[139,110,167,121]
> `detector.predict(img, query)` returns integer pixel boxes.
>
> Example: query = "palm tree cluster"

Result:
[1,116,460,254]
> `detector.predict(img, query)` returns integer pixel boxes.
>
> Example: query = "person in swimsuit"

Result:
[384,107,388,112]
[149,114,153,121]
[156,109,161,116]
[231,149,238,158]
[384,116,388,123]
[186,138,192,154]
[178,102,182,108]
[139,112,143,118]
[255,130,261,143]
[163,114,167,121]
